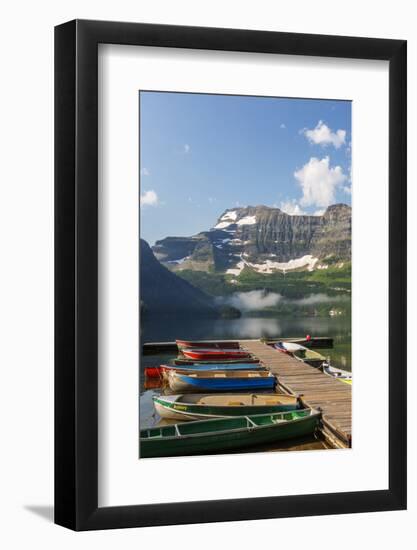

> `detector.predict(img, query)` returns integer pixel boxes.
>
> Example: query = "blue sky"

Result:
[140,91,351,245]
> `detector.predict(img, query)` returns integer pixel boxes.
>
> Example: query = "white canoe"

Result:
[323,364,352,385]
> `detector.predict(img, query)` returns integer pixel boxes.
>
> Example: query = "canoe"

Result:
[262,337,334,349]
[144,366,163,378]
[274,341,303,353]
[153,393,300,421]
[181,348,250,361]
[322,364,352,385]
[167,369,276,392]
[273,342,327,368]
[140,408,321,458]
[161,366,268,383]
[144,363,266,379]
[144,363,266,378]
[174,357,260,366]
[176,339,240,350]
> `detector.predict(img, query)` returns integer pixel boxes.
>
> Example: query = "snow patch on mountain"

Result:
[166,256,191,265]
[214,213,257,229]
[226,261,245,276]
[249,255,318,273]
[226,254,318,276]
[236,215,257,226]
[221,210,238,221]
[213,210,239,229]
[214,220,233,229]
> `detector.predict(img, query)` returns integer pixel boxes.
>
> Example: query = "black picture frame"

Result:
[55,19,407,531]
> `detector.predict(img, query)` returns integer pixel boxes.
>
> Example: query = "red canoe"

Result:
[176,339,240,350]
[181,348,251,361]
[144,366,162,378]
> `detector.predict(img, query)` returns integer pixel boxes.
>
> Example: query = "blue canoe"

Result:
[167,370,276,392]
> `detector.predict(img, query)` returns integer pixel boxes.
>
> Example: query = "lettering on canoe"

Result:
[173,405,187,411]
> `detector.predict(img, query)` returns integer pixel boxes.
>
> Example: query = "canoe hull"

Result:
[154,395,299,421]
[274,342,327,368]
[182,349,250,361]
[144,367,162,378]
[161,363,266,374]
[323,365,352,385]
[140,411,320,458]
[300,358,327,368]
[168,372,276,392]
[176,339,240,350]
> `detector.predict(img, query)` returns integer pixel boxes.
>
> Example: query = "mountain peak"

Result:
[324,203,351,212]
[214,204,353,228]
[153,203,351,275]
[323,203,351,220]
[213,205,284,230]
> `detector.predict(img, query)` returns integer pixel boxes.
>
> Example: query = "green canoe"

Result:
[140,409,321,458]
[153,393,300,421]
[274,342,327,368]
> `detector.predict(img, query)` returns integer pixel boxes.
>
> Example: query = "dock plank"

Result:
[241,339,352,448]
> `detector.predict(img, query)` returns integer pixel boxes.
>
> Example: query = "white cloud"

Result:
[279,199,306,216]
[140,190,159,207]
[280,123,286,129]
[290,293,348,306]
[303,120,346,149]
[226,290,282,311]
[184,144,190,153]
[343,185,352,195]
[294,156,347,208]
[279,200,325,217]
[140,167,150,176]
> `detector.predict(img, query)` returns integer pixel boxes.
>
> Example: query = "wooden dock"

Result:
[240,340,352,448]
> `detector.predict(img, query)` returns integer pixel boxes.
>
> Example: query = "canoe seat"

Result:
[228,401,245,406]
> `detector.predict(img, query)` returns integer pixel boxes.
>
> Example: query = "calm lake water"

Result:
[139,314,351,440]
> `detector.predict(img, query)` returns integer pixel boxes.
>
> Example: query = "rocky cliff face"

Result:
[153,204,351,276]
[140,239,218,317]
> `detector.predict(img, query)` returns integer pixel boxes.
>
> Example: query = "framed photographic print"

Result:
[55,20,407,530]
